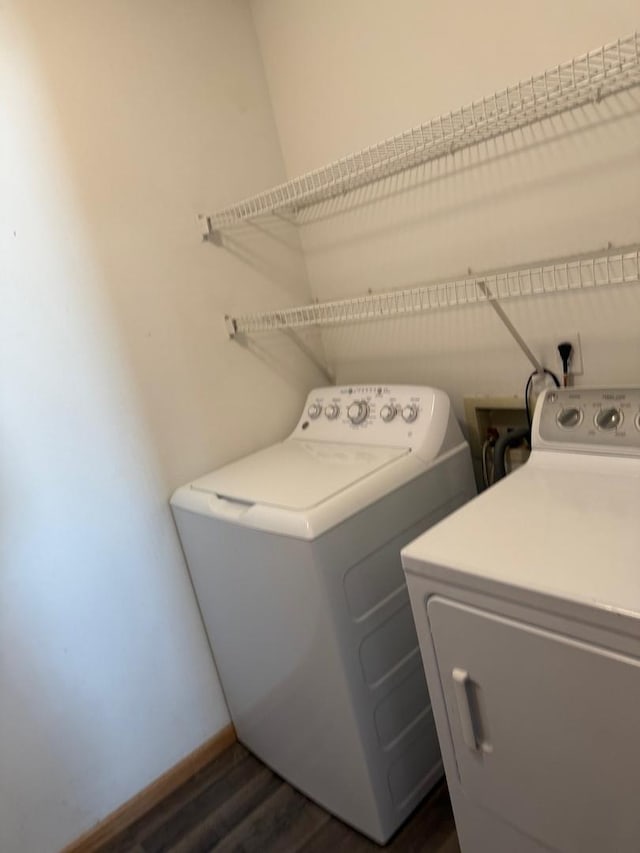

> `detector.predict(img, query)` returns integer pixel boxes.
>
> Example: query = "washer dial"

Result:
[401,404,419,423]
[347,401,369,425]
[595,407,623,431]
[307,403,322,419]
[380,404,397,423]
[556,407,582,429]
[325,404,340,420]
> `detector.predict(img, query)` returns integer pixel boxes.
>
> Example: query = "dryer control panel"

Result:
[534,387,640,455]
[291,385,464,461]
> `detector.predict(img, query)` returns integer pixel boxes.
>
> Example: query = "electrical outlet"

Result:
[555,333,583,377]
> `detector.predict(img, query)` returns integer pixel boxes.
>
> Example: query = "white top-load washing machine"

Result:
[402,387,640,853]
[171,384,475,843]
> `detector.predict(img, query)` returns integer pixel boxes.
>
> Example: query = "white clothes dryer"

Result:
[402,387,640,853]
[171,384,475,843]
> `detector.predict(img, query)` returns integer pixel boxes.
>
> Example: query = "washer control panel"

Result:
[292,385,456,454]
[535,387,640,455]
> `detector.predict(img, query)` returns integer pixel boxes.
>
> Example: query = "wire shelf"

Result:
[227,247,640,336]
[205,32,640,235]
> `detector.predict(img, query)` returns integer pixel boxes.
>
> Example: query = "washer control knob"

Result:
[307,404,322,419]
[380,404,397,423]
[325,404,340,420]
[556,407,582,429]
[636,412,640,432]
[347,401,369,425]
[595,407,622,431]
[401,404,419,423]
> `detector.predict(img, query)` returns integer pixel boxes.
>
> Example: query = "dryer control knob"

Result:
[402,404,419,423]
[347,401,369,425]
[595,407,622,431]
[307,404,322,419]
[325,404,340,420]
[380,404,397,423]
[557,407,582,429]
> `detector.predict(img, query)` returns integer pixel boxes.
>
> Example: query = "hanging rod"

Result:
[225,245,640,337]
[203,32,640,238]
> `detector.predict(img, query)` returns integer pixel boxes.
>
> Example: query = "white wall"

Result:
[0,2,321,851]
[251,0,640,419]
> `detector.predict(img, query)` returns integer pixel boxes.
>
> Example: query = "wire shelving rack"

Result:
[225,246,640,337]
[205,32,640,238]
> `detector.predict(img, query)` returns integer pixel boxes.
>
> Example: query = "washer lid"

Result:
[191,439,410,510]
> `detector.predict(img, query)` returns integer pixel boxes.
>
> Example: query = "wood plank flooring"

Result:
[101,742,459,853]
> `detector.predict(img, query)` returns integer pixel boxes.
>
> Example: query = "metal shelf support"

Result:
[203,32,640,236]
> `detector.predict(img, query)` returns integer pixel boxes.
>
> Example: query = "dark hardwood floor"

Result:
[101,743,459,853]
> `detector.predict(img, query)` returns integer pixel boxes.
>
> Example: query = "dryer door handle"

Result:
[452,668,479,751]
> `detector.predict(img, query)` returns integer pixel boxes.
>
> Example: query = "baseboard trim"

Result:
[61,723,236,852]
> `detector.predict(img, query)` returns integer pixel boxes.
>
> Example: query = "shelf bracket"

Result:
[225,315,238,337]
[476,279,543,374]
[198,214,222,246]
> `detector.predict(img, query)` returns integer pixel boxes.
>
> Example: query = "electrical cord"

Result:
[558,342,573,387]
[525,368,560,428]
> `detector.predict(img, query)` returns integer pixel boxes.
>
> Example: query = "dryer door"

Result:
[427,597,640,853]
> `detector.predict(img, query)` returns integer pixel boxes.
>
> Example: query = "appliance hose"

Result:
[493,426,531,483]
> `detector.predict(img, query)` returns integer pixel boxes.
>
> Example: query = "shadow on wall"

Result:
[227,327,330,390]
[10,0,323,493]
[301,94,639,235]
[298,91,640,294]
[218,219,308,297]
